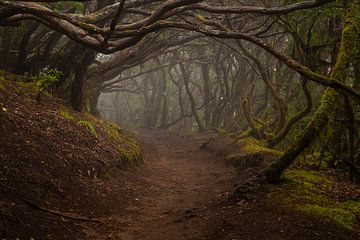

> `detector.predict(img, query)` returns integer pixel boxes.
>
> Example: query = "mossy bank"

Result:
[0,70,144,239]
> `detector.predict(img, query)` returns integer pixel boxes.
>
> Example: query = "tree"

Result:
[1,0,360,182]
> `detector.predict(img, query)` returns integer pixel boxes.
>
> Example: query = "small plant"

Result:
[77,120,97,136]
[29,69,62,102]
[60,109,75,121]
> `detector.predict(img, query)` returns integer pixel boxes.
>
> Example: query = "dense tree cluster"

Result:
[1,0,360,182]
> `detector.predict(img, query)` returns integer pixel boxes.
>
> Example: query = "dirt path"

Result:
[82,130,359,240]
[107,130,236,240]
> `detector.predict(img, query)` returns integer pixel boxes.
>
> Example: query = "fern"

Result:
[77,120,97,136]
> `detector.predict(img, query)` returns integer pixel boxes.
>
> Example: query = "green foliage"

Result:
[287,2,341,45]
[30,69,61,93]
[60,109,75,121]
[77,120,97,136]
[28,69,61,102]
[279,170,360,229]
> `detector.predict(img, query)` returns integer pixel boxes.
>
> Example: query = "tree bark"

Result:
[179,62,204,132]
[262,0,359,183]
[71,49,96,111]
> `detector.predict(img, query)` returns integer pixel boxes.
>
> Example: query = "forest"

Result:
[0,0,360,239]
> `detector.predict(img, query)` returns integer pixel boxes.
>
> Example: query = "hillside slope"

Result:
[0,71,142,239]
[1,71,359,240]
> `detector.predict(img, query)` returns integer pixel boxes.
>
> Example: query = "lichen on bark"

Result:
[261,0,359,183]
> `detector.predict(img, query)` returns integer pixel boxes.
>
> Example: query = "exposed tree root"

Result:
[21,199,104,223]
[232,173,264,201]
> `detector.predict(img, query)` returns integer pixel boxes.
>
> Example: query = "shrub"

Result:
[29,69,62,102]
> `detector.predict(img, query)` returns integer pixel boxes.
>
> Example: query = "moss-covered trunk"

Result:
[262,0,359,183]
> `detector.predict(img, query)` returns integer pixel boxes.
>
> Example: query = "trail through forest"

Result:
[2,1,360,239]
[82,131,359,240]
[99,130,236,240]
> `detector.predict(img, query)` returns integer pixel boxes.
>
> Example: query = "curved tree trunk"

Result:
[179,62,204,132]
[262,0,359,183]
[268,78,313,147]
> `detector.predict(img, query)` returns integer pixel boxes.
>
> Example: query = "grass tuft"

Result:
[77,120,97,136]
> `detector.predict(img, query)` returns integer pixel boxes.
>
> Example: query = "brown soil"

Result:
[88,130,238,240]
[81,130,360,240]
[0,78,142,239]
[1,77,359,239]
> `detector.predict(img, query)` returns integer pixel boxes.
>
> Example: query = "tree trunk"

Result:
[201,60,211,128]
[262,0,359,183]
[179,63,204,132]
[71,49,96,111]
[90,89,101,116]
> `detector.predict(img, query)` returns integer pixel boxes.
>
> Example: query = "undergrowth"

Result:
[77,120,97,137]
[1,69,142,171]
[278,170,360,230]
[60,109,75,121]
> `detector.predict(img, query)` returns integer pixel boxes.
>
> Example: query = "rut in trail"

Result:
[100,130,237,240]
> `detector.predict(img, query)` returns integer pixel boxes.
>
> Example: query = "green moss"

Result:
[60,109,75,121]
[102,120,142,166]
[77,120,97,137]
[285,170,333,185]
[279,170,360,230]
[281,170,331,204]
[17,81,35,88]
[342,200,360,215]
[296,204,355,229]
[85,114,142,167]
[239,137,283,157]
[268,0,359,187]
[16,81,38,96]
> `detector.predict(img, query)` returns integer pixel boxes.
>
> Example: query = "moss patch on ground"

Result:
[238,137,283,157]
[59,108,97,136]
[77,120,97,137]
[86,114,143,168]
[277,170,360,230]
[59,108,76,121]
[57,108,142,168]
